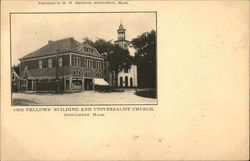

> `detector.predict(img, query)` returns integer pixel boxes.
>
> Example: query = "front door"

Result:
[66,79,70,90]
[84,79,93,90]
[33,81,36,91]
[27,80,32,91]
[125,76,128,87]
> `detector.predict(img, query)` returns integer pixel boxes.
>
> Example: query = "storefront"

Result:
[72,78,82,90]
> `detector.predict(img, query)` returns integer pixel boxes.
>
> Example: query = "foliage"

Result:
[135,89,157,98]
[82,37,114,55]
[82,37,133,87]
[107,45,132,73]
[131,30,156,88]
[12,63,20,75]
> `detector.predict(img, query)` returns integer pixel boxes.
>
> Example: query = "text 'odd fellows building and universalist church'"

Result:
[17,23,138,93]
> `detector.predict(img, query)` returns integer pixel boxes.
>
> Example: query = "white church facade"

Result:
[114,24,138,87]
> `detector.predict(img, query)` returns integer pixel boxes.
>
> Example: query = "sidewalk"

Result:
[12,90,157,106]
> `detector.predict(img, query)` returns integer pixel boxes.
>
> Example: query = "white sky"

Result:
[11,12,156,65]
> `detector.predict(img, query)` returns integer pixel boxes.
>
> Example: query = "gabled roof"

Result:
[12,69,20,78]
[20,37,102,60]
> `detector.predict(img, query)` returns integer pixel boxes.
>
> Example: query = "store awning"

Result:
[95,78,109,86]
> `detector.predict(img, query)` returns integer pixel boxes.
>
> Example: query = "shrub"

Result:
[135,89,157,98]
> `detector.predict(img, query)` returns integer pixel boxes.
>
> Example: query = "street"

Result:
[12,90,157,105]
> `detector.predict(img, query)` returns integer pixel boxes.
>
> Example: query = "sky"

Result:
[11,12,156,65]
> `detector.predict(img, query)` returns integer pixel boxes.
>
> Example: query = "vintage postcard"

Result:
[1,0,249,160]
[10,12,157,106]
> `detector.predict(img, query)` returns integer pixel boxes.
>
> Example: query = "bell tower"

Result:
[115,23,129,49]
[117,24,126,40]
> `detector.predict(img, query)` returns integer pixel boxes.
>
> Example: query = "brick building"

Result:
[19,37,108,93]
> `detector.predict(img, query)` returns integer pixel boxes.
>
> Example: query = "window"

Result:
[24,66,28,71]
[89,60,93,68]
[59,57,63,67]
[48,59,52,68]
[73,69,82,76]
[85,71,93,77]
[96,61,102,70]
[84,59,87,67]
[39,60,42,69]
[84,47,93,53]
[85,59,93,68]
[74,57,80,67]
[95,71,102,78]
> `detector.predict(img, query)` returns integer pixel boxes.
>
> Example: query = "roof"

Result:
[20,37,102,60]
[12,69,20,78]
[117,24,126,32]
[119,24,124,30]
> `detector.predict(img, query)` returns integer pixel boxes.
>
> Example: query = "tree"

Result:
[107,45,132,87]
[12,63,20,75]
[82,37,114,55]
[82,37,133,87]
[131,30,156,88]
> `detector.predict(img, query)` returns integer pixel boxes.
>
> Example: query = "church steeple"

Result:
[117,23,126,41]
[115,23,129,49]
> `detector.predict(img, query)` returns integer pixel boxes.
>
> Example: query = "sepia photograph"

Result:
[11,12,157,105]
[1,1,249,160]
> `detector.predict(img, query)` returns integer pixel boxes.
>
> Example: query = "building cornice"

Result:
[20,52,104,62]
[114,40,130,43]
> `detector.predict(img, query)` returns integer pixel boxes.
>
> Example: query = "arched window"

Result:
[125,76,128,87]
[130,77,133,87]
[73,69,82,76]
[85,70,93,77]
[95,71,102,78]
[120,77,123,87]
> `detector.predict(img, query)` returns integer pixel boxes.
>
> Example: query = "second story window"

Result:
[39,60,42,69]
[24,65,28,71]
[89,60,93,68]
[59,57,63,67]
[85,59,93,68]
[96,61,102,70]
[48,59,52,68]
[74,57,80,67]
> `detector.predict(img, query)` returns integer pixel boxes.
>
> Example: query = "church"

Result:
[114,23,138,87]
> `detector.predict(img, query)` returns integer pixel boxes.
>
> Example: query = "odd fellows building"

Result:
[114,24,138,87]
[19,37,107,93]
